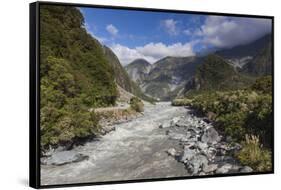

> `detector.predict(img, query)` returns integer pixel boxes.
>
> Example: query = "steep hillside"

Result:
[103,46,134,93]
[242,42,272,76]
[184,54,255,94]
[104,47,155,103]
[125,56,203,100]
[145,56,202,100]
[40,6,120,149]
[216,34,271,68]
[125,59,152,84]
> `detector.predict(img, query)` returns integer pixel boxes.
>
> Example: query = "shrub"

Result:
[172,75,273,172]
[244,94,272,147]
[171,99,192,106]
[251,75,272,94]
[236,135,272,172]
[130,97,144,112]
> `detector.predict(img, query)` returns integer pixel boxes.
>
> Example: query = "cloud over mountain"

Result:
[195,16,272,48]
[110,42,195,65]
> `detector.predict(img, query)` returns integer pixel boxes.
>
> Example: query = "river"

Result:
[41,102,191,185]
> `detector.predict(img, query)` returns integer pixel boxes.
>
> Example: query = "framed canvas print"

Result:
[29,1,274,188]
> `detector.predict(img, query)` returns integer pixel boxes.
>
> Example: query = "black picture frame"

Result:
[30,1,274,189]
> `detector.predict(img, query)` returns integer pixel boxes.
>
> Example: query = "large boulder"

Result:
[187,154,209,175]
[196,141,208,152]
[168,132,187,141]
[179,146,197,163]
[239,166,253,173]
[41,151,89,166]
[203,164,218,173]
[215,163,233,174]
[201,127,221,144]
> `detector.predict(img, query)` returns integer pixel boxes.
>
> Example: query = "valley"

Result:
[41,103,249,185]
[39,5,273,185]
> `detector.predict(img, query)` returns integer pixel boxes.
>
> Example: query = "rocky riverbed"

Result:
[162,112,253,175]
[41,102,252,185]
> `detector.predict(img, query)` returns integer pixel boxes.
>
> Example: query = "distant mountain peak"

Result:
[129,58,151,66]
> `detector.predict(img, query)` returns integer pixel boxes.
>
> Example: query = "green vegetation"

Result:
[95,107,137,122]
[173,76,272,171]
[242,42,272,76]
[40,6,118,150]
[236,135,272,171]
[103,46,156,104]
[129,97,144,112]
[171,98,193,106]
[103,45,135,93]
[193,54,255,91]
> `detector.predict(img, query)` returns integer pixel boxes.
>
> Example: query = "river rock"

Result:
[188,127,201,134]
[170,117,181,127]
[169,132,187,141]
[166,148,177,157]
[215,163,233,174]
[100,125,115,135]
[213,156,237,165]
[159,122,170,128]
[188,154,209,175]
[203,164,218,173]
[42,151,89,166]
[196,142,208,152]
[201,127,221,144]
[239,166,253,173]
[179,146,197,162]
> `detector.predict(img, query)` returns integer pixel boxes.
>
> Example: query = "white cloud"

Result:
[110,42,195,65]
[106,24,118,37]
[183,29,192,36]
[161,19,179,36]
[196,16,272,48]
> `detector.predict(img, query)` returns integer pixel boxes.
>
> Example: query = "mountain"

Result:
[242,41,272,76]
[216,34,271,69]
[126,56,204,100]
[125,59,152,84]
[103,46,135,93]
[125,34,272,101]
[184,54,255,94]
[40,6,121,147]
[39,6,155,149]
[103,48,156,103]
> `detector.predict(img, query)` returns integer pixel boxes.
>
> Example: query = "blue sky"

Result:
[79,7,272,65]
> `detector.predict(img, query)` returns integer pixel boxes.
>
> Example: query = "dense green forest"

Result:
[40,6,119,150]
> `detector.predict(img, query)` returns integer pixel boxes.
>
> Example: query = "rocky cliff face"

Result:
[125,59,152,84]
[216,34,271,69]
[124,34,272,100]
[126,56,203,100]
[242,41,272,76]
[188,54,254,92]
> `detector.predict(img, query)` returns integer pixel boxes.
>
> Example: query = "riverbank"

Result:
[41,102,252,185]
